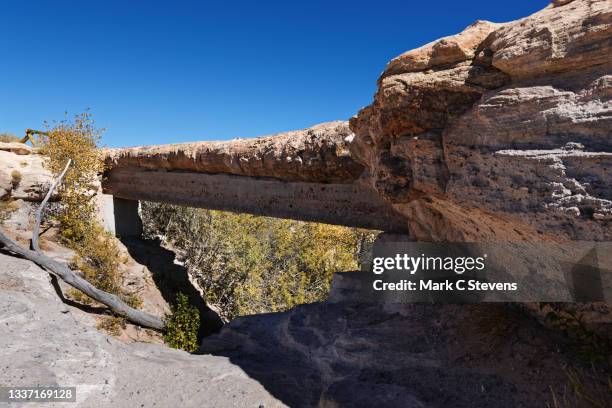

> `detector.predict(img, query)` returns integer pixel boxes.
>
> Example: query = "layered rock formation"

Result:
[349,0,612,241]
[103,122,407,232]
[200,274,600,408]
[101,0,611,310]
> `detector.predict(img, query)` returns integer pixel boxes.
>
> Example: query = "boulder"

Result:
[0,149,55,201]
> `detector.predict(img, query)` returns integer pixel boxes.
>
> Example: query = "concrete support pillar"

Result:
[98,194,143,238]
[113,197,143,237]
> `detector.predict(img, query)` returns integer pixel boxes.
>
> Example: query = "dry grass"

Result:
[0,200,19,221]
[97,316,126,336]
[66,287,93,305]
[459,304,524,352]
[547,366,611,408]
[10,170,22,189]
[0,132,20,143]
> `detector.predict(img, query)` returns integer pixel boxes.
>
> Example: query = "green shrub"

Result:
[163,293,200,352]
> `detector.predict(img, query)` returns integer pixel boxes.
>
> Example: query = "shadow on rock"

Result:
[120,237,223,338]
[197,301,586,408]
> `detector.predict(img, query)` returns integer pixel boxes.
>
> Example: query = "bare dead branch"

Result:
[0,230,164,329]
[31,159,71,253]
[0,159,165,330]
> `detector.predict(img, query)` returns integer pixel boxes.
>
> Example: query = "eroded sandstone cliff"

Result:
[349,0,612,241]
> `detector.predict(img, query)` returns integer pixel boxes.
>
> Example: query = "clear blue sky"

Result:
[1,1,549,147]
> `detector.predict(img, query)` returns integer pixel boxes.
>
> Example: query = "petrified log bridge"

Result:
[102,121,407,234]
[104,0,612,243]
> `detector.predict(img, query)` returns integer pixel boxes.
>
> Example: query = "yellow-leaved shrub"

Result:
[40,112,141,309]
[40,112,104,243]
[142,202,377,320]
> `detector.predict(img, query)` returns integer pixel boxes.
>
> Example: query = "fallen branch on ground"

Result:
[0,160,164,330]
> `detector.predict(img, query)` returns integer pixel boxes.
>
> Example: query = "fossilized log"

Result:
[103,121,409,231]
[105,121,363,183]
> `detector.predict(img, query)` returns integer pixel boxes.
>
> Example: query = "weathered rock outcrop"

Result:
[200,272,607,408]
[0,142,32,156]
[0,142,55,201]
[3,1,612,407]
[1,249,604,408]
[0,252,285,407]
[349,0,612,241]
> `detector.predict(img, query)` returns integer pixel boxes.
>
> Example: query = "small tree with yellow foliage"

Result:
[40,112,141,308]
[40,111,104,243]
